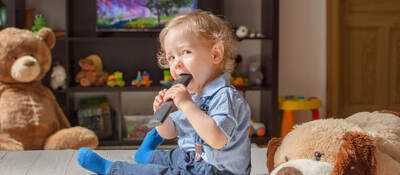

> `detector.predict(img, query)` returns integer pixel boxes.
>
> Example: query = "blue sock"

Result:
[77,147,113,175]
[134,128,164,164]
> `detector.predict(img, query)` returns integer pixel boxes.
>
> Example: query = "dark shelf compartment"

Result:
[251,136,270,147]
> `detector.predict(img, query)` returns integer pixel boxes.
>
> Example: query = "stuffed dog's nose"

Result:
[276,167,302,175]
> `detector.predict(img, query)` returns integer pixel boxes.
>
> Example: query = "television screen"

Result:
[96,0,197,32]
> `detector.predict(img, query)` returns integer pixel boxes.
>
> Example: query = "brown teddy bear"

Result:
[0,27,98,150]
[75,56,107,87]
[266,111,400,175]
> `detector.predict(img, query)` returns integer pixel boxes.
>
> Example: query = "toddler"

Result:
[77,10,251,175]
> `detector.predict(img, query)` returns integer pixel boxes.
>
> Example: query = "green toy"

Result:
[107,71,125,87]
[32,14,47,34]
[0,0,7,29]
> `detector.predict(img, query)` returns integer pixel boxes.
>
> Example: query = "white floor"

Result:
[0,146,268,175]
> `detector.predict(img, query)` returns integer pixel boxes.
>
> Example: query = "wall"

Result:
[279,0,327,123]
[26,0,65,31]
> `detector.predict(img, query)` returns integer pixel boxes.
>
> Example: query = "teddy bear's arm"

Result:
[75,72,84,82]
[42,87,71,128]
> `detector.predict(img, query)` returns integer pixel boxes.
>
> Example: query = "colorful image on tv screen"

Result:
[97,0,196,31]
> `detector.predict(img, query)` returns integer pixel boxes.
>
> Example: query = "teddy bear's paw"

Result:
[44,126,98,150]
[0,133,24,151]
[80,78,91,87]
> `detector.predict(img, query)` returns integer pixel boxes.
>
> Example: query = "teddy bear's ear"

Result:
[266,137,282,173]
[331,131,376,175]
[379,109,400,117]
[37,27,56,49]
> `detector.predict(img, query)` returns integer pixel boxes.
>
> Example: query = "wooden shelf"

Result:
[58,85,273,93]
[236,35,273,41]
[7,0,279,146]
[63,86,165,92]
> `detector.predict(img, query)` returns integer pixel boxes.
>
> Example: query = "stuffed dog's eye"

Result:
[314,151,324,161]
[285,156,289,162]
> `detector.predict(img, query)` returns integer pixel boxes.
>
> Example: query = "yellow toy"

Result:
[279,95,322,137]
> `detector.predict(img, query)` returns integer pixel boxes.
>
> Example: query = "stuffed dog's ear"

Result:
[266,137,282,173]
[37,27,56,49]
[379,109,400,117]
[331,132,376,175]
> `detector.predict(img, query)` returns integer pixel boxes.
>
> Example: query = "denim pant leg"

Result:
[107,147,183,175]
[149,147,233,175]
[108,147,230,175]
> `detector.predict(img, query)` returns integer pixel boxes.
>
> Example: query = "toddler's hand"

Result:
[163,84,192,109]
[153,89,168,113]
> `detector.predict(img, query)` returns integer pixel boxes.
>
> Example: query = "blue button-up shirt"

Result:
[169,73,251,175]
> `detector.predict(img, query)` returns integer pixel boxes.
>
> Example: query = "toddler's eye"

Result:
[183,50,191,55]
[167,56,175,62]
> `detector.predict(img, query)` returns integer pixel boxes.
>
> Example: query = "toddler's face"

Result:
[164,27,220,94]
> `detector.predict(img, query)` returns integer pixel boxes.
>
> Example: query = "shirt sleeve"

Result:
[207,91,238,143]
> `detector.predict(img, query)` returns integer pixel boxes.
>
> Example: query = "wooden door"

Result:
[327,0,400,118]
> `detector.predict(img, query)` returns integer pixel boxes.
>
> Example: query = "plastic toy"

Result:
[107,71,125,87]
[278,95,322,137]
[249,120,266,137]
[248,29,265,39]
[131,71,152,87]
[230,71,249,86]
[230,54,249,86]
[32,14,47,34]
[160,70,173,87]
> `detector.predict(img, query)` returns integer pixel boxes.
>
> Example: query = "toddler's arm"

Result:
[164,84,228,149]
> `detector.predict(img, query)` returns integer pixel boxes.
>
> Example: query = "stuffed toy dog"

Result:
[0,27,98,150]
[267,111,400,175]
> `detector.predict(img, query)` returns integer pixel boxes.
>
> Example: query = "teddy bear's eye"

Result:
[314,151,324,161]
[285,156,289,162]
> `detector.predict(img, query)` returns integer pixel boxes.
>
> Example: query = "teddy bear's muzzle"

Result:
[276,167,303,175]
[11,55,41,82]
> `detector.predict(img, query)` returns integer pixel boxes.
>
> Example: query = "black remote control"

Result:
[148,74,193,127]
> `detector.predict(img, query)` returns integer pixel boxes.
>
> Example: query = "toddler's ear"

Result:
[211,42,224,64]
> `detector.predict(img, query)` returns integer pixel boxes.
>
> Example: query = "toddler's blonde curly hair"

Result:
[157,10,235,73]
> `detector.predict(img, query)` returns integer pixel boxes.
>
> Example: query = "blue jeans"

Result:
[107,147,233,175]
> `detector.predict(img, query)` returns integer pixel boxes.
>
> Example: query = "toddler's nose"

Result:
[172,58,183,69]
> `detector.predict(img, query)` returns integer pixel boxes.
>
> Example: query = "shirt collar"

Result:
[196,72,230,98]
